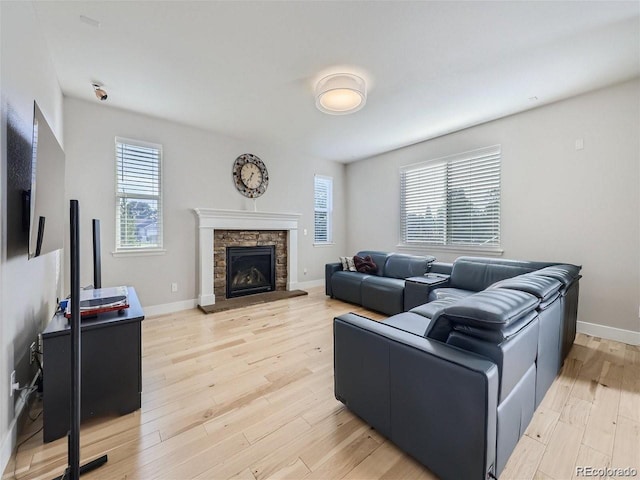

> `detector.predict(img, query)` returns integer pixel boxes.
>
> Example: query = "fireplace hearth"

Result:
[226,246,276,298]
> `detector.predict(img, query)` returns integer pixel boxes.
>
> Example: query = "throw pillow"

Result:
[346,257,356,272]
[354,255,377,273]
[338,256,357,272]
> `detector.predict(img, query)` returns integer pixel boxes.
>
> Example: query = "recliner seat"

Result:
[489,273,564,406]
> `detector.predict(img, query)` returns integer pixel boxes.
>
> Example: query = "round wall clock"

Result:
[232,153,269,198]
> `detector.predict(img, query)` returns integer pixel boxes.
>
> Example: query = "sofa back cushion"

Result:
[455,256,551,270]
[356,251,392,277]
[450,258,537,292]
[440,289,539,329]
[489,273,562,304]
[425,288,539,342]
[530,264,582,288]
[384,253,435,279]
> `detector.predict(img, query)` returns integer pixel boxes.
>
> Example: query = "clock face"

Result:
[232,154,269,198]
[241,163,263,189]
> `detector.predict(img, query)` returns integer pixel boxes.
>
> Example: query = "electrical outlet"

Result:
[30,342,37,365]
[303,268,307,275]
[9,370,17,397]
[171,282,178,293]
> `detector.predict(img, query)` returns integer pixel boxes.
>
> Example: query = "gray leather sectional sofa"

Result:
[332,256,581,480]
[325,250,436,315]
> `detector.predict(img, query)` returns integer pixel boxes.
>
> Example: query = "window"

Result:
[314,175,333,244]
[115,137,163,251]
[400,145,501,248]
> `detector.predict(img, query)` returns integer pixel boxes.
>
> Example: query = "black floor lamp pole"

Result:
[54,200,107,480]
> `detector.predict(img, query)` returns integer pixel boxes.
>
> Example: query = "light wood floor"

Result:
[3,286,640,480]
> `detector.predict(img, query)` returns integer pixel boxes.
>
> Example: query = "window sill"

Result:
[396,243,504,257]
[313,242,336,247]
[112,248,167,257]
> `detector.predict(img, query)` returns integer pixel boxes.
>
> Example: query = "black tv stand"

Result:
[41,287,144,443]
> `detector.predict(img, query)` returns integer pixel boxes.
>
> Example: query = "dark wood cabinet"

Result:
[42,287,144,442]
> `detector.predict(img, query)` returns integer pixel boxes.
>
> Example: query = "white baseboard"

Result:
[144,298,198,317]
[1,372,40,476]
[295,279,324,290]
[0,422,16,480]
[577,321,640,346]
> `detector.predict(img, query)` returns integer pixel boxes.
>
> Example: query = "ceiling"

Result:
[33,1,640,163]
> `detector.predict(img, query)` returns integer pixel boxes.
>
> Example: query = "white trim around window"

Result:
[399,145,501,251]
[115,137,164,253]
[314,174,333,245]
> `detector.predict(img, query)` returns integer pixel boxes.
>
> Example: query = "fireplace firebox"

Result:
[226,246,276,298]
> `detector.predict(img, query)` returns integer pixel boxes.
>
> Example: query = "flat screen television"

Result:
[28,101,65,258]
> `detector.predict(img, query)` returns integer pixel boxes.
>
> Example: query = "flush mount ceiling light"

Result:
[315,73,366,115]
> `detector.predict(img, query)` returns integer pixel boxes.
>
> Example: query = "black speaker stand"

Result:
[52,454,108,480]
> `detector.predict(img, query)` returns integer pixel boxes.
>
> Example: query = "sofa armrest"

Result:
[325,262,342,296]
[334,313,499,480]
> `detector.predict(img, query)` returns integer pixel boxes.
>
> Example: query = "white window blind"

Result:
[115,137,163,250]
[400,145,501,248]
[314,175,333,243]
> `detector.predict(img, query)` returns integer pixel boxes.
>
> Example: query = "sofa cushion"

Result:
[385,254,435,279]
[331,271,371,305]
[361,276,406,315]
[362,275,406,289]
[450,259,537,292]
[384,312,432,336]
[428,287,475,302]
[357,251,392,277]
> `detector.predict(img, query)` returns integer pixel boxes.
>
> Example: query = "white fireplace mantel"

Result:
[194,208,301,307]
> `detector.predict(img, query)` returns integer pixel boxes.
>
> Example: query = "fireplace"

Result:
[226,246,276,298]
[194,208,300,307]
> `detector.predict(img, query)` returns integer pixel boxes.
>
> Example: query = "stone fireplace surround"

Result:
[194,208,300,307]
[215,231,286,299]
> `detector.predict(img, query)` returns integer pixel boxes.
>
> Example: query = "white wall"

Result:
[63,98,346,309]
[346,79,640,335]
[0,1,64,471]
